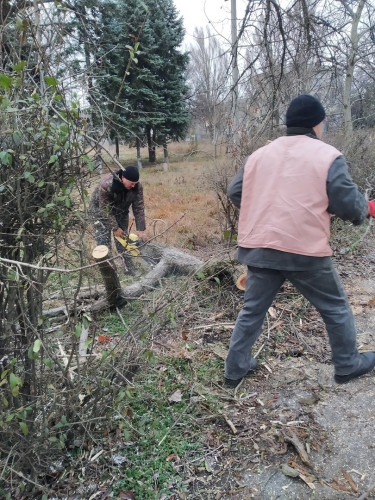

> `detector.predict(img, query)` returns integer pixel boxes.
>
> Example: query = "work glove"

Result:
[368,201,375,218]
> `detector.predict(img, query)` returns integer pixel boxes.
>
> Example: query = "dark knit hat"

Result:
[122,165,139,182]
[286,94,326,128]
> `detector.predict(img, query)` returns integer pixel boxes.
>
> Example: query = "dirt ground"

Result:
[185,239,375,500]
[85,155,375,499]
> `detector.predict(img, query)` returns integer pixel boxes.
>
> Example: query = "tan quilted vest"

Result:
[238,135,341,257]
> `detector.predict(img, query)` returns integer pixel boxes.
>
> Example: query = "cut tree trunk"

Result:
[91,245,127,308]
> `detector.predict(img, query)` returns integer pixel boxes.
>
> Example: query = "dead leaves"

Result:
[281,460,316,490]
[279,427,316,489]
[210,343,228,360]
[325,471,359,494]
[279,429,361,495]
[168,389,182,403]
[281,463,299,477]
[281,428,311,466]
[343,471,359,493]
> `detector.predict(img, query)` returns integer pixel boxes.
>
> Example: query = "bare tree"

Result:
[187,27,231,146]
[221,0,375,143]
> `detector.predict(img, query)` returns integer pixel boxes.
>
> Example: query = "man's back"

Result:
[237,135,341,257]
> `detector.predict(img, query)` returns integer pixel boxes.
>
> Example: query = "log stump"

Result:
[92,245,126,308]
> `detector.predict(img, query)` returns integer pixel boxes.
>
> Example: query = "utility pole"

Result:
[230,0,239,117]
[225,0,239,140]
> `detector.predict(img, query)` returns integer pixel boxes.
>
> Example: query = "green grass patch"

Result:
[98,300,146,335]
[195,357,222,382]
[99,310,128,334]
[111,355,220,499]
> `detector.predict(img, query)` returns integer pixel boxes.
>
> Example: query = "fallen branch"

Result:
[282,428,311,466]
[111,244,204,301]
[42,243,204,316]
[223,414,237,434]
[191,322,235,330]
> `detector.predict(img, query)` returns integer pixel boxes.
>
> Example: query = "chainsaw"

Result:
[114,232,141,256]
[115,233,155,266]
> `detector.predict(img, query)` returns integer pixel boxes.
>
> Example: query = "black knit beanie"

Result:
[122,165,139,182]
[286,94,326,128]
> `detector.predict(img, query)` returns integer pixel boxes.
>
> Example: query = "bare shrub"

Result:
[205,129,279,242]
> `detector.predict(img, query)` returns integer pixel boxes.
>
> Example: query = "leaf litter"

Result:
[157,237,375,499]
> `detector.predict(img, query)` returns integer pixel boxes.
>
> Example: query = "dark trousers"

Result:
[225,262,361,379]
[93,216,135,274]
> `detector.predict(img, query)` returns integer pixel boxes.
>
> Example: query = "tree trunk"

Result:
[343,0,366,140]
[136,136,142,168]
[43,244,204,317]
[119,244,203,299]
[146,126,156,163]
[115,136,120,159]
[162,141,169,171]
[92,245,126,308]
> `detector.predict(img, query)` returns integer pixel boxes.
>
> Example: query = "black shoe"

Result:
[334,352,375,384]
[225,358,258,388]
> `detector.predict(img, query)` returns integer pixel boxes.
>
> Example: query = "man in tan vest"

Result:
[225,94,375,388]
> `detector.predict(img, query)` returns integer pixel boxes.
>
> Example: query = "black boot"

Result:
[334,352,375,384]
[225,357,259,388]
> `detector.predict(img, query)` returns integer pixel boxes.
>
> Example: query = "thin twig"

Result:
[222,413,238,434]
[0,215,187,273]
[0,445,16,480]
[191,322,235,330]
[157,401,193,447]
[116,307,137,345]
[8,467,49,493]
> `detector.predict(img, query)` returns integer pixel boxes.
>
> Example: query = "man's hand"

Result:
[368,201,375,218]
[137,230,147,242]
[114,227,125,238]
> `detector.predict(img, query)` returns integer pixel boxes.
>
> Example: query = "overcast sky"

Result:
[173,0,246,45]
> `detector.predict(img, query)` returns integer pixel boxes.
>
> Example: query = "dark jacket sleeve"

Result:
[131,183,146,231]
[97,175,118,230]
[327,156,368,225]
[227,159,247,208]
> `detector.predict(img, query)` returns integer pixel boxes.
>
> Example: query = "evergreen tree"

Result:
[152,0,190,162]
[93,0,189,163]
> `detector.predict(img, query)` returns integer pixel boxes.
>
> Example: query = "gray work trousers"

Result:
[225,262,361,379]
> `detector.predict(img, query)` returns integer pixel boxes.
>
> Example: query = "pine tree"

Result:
[152,0,190,162]
[93,0,189,163]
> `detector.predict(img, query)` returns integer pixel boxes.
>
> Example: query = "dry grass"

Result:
[142,165,219,248]
[89,140,229,249]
